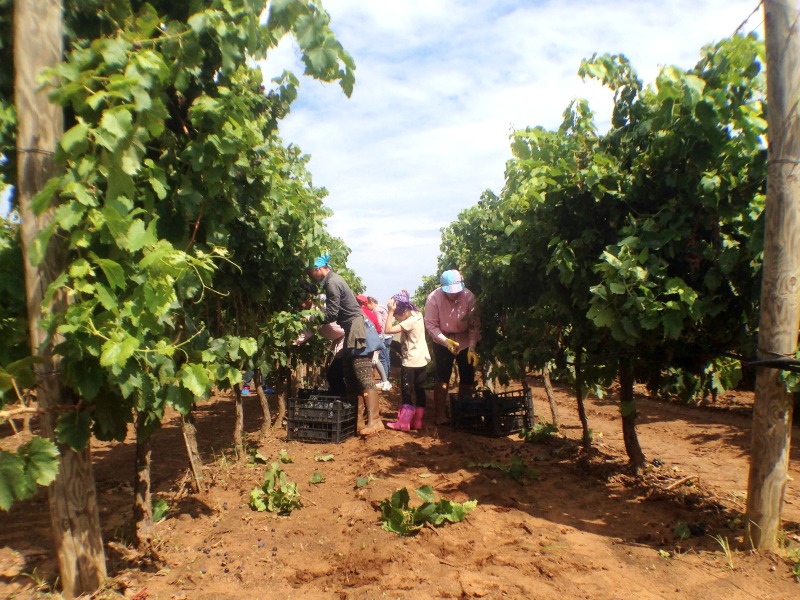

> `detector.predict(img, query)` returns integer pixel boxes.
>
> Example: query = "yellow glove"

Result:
[467,350,479,367]
[445,338,460,355]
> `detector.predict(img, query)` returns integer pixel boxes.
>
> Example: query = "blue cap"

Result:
[440,269,464,293]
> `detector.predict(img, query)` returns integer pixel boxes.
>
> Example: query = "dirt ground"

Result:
[1,377,799,600]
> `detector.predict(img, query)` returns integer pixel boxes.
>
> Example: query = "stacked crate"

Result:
[286,394,357,443]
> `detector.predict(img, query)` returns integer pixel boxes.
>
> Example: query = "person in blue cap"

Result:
[308,253,384,435]
[424,269,481,425]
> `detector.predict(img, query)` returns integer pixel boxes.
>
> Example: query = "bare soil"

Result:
[2,378,799,599]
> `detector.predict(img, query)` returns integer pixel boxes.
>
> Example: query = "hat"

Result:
[440,269,465,293]
[355,294,368,306]
[311,253,331,269]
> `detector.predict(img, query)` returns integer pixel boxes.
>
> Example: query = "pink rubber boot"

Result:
[410,407,425,430]
[387,404,415,431]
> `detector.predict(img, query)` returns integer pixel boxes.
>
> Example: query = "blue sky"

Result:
[261,0,764,305]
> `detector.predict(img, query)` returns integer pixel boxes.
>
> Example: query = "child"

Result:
[356,294,392,391]
[383,290,430,431]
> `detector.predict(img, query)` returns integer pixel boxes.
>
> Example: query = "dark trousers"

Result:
[326,355,346,395]
[400,365,428,407]
[432,342,475,387]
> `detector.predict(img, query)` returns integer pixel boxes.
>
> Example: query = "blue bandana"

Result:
[312,253,331,269]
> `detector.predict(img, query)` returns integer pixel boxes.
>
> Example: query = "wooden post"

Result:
[746,0,800,551]
[14,0,107,595]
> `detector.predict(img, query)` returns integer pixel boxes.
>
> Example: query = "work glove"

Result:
[467,350,479,368]
[444,338,460,355]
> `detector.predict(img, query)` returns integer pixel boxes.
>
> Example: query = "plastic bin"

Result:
[286,395,357,443]
[297,387,330,400]
[449,389,534,437]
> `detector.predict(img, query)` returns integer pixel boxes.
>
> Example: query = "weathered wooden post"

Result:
[14,0,107,594]
[746,0,800,551]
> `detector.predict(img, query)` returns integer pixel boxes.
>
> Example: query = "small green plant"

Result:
[314,454,334,462]
[470,455,538,484]
[784,547,800,582]
[378,485,477,536]
[310,471,325,484]
[711,534,735,570]
[18,566,51,592]
[674,521,691,540]
[152,496,169,523]
[355,474,375,488]
[249,462,302,515]
[278,449,292,464]
[519,423,559,443]
[248,447,269,464]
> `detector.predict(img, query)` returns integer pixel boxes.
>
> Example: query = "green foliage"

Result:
[309,471,324,484]
[653,356,743,403]
[0,1,361,451]
[249,462,302,515]
[248,447,269,465]
[470,455,539,484]
[436,34,765,405]
[0,218,29,381]
[152,496,169,522]
[378,485,477,536]
[355,474,374,488]
[0,437,60,511]
[785,547,800,582]
[674,521,691,540]
[519,423,559,443]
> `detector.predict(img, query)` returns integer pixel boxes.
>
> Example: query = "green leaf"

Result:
[355,475,374,488]
[310,471,325,484]
[92,255,126,290]
[124,219,156,253]
[100,334,139,368]
[152,496,169,522]
[60,122,90,154]
[609,282,627,295]
[55,410,94,451]
[17,437,60,486]
[278,449,292,463]
[249,487,267,511]
[178,363,210,398]
[31,177,62,214]
[0,451,31,511]
[415,485,436,503]
[98,107,133,150]
[240,337,258,356]
[100,37,129,67]
[314,454,334,462]
[662,310,683,339]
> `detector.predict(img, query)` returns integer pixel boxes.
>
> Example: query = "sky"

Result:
[260,0,764,305]
[0,1,764,304]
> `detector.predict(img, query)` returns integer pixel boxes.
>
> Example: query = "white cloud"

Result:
[262,0,764,303]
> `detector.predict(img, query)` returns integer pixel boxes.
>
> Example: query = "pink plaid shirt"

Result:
[424,288,481,351]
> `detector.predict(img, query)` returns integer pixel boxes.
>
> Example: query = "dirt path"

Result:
[1,382,799,599]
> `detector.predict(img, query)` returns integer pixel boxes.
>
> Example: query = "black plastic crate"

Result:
[449,389,534,437]
[297,387,331,400]
[286,395,357,443]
